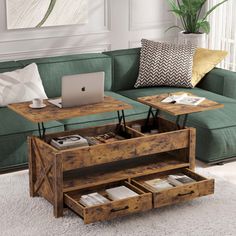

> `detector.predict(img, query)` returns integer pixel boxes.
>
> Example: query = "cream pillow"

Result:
[192,48,228,87]
[0,63,48,106]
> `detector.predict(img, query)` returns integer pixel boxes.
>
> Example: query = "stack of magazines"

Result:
[161,93,205,106]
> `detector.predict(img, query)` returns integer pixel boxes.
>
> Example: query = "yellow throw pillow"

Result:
[191,48,228,87]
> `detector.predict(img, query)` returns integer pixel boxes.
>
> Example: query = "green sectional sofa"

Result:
[0,48,236,172]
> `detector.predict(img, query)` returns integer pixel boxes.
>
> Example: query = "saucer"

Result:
[29,104,47,109]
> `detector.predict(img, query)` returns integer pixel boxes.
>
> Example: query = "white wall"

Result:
[0,0,176,61]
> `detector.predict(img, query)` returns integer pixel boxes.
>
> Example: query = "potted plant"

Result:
[166,0,228,47]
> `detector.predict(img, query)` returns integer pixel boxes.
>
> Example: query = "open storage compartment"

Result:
[131,168,214,208]
[64,180,152,224]
[127,116,179,135]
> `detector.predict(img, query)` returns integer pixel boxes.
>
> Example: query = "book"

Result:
[88,192,110,204]
[79,195,99,207]
[50,134,88,150]
[79,192,110,207]
[144,178,174,191]
[167,174,196,186]
[161,93,205,106]
[105,186,138,200]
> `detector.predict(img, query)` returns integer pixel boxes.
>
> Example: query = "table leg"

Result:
[144,106,152,129]
[144,107,159,131]
[176,114,188,129]
[37,122,46,139]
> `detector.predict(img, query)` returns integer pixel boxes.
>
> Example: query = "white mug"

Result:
[32,98,43,107]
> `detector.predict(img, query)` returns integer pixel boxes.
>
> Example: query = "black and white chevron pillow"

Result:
[134,39,196,88]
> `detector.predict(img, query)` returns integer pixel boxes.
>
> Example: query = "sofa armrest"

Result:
[197,67,236,99]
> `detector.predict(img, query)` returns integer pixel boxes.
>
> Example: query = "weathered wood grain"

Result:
[61,129,190,171]
[54,153,64,218]
[30,137,58,205]
[189,128,196,170]
[63,155,190,192]
[138,92,224,116]
[28,137,38,197]
[8,96,132,123]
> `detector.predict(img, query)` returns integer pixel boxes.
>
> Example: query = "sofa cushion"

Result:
[0,107,63,136]
[134,39,195,88]
[118,87,236,163]
[0,53,112,98]
[103,48,141,91]
[60,91,149,129]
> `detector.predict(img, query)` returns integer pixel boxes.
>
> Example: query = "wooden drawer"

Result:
[64,180,152,224]
[131,168,214,208]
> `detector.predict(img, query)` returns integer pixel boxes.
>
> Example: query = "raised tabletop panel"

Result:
[8,96,132,123]
[138,92,224,116]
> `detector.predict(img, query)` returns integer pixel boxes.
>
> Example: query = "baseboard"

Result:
[0,164,28,175]
[204,156,236,166]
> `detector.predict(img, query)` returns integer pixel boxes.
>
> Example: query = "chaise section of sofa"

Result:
[104,48,236,163]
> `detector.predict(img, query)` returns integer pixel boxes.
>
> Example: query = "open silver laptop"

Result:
[48,72,104,108]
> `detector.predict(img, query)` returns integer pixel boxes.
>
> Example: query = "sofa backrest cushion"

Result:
[0,53,112,98]
[103,48,141,91]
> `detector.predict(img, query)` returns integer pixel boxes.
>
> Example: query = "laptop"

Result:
[48,72,104,108]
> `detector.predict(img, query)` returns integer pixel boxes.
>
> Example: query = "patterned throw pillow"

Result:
[0,63,48,107]
[134,39,196,88]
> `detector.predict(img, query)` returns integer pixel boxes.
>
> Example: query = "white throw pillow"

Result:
[0,63,48,106]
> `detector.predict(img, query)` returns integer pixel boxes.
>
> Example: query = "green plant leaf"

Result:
[197,20,210,34]
[203,0,228,21]
[165,0,227,34]
[169,9,185,16]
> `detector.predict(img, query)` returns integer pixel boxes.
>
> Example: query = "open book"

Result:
[161,93,205,106]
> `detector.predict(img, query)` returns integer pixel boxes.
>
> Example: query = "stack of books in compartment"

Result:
[79,193,110,207]
[144,174,196,192]
[105,186,138,200]
[79,185,138,207]
[50,134,88,150]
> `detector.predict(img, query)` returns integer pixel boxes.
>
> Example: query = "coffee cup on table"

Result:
[32,98,43,107]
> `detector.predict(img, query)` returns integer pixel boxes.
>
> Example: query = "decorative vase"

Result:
[178,31,206,48]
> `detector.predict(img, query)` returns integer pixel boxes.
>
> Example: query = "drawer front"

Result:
[154,179,214,208]
[84,194,152,224]
[64,193,152,224]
